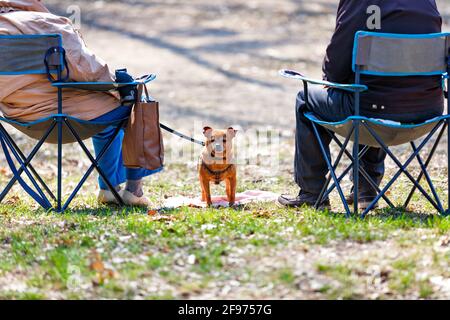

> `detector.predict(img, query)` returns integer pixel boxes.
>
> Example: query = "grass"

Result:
[0,160,450,299]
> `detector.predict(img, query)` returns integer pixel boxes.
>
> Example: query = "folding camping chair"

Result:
[280,31,450,218]
[0,34,156,212]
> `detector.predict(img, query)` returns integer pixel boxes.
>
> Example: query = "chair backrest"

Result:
[0,34,63,75]
[352,31,450,77]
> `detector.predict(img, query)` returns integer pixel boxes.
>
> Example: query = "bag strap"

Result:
[143,85,151,101]
[136,83,152,102]
[0,133,52,210]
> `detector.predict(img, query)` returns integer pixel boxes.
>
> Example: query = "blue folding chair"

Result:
[280,31,450,218]
[0,34,156,212]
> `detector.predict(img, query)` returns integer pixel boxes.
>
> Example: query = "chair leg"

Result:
[3,127,56,202]
[57,119,63,212]
[353,120,360,215]
[0,118,129,212]
[0,122,55,208]
[328,133,396,209]
[409,142,444,213]
[63,119,126,210]
[404,123,446,209]
[310,121,351,217]
[321,145,369,200]
[448,119,450,215]
[315,127,354,209]
[361,121,443,217]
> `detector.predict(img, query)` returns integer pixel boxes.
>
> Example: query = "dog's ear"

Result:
[203,126,213,137]
[227,127,237,138]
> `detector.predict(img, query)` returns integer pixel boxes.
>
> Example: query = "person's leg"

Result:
[295,87,357,193]
[280,86,388,209]
[91,106,162,205]
[119,166,163,206]
[293,93,332,196]
[360,147,386,192]
[92,127,127,191]
[347,146,387,207]
[92,106,131,194]
[280,87,355,207]
[125,166,163,196]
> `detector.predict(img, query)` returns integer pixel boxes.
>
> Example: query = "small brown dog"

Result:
[199,126,237,207]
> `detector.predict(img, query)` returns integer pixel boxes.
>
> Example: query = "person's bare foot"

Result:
[121,190,151,207]
[97,189,120,205]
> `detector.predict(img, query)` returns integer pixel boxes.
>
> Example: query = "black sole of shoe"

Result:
[277,201,331,211]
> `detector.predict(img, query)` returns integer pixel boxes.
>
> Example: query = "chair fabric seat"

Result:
[0,115,128,144]
[305,112,449,147]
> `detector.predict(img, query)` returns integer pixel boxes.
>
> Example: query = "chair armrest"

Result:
[279,69,368,93]
[51,74,157,92]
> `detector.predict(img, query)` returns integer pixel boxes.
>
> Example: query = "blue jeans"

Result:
[92,106,163,190]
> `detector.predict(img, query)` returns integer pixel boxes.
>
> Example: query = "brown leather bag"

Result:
[122,84,164,170]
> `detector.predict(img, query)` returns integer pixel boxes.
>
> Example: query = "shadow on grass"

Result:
[323,205,449,225]
[67,202,450,226]
[63,205,149,217]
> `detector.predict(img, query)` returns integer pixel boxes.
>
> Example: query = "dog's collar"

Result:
[201,160,233,184]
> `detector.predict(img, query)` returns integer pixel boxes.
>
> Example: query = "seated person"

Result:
[0,0,161,206]
[278,0,444,209]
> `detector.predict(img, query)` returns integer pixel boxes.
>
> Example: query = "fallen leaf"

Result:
[89,250,117,286]
[150,214,176,222]
[147,210,158,216]
[57,236,74,247]
[90,260,104,272]
[252,209,272,218]
[105,268,117,279]
[4,195,20,205]
[161,246,171,253]
[439,235,450,247]
[380,269,391,282]
[89,251,105,272]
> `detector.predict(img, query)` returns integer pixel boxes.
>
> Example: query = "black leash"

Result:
[160,123,205,146]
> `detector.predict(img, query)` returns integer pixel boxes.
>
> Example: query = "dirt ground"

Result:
[42,0,449,131]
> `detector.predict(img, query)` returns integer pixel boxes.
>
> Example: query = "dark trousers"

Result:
[295,87,386,195]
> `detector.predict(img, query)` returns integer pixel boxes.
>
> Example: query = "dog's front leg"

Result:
[200,177,212,206]
[200,175,207,202]
[226,176,236,206]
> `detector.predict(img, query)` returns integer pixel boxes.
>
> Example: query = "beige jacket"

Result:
[0,0,119,122]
